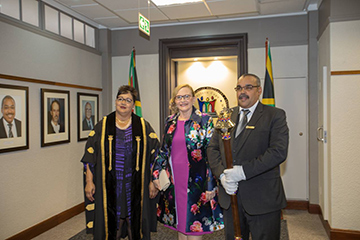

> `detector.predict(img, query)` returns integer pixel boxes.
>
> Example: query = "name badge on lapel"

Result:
[245,126,255,129]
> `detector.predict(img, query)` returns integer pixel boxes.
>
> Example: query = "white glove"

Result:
[224,165,246,183]
[220,174,238,195]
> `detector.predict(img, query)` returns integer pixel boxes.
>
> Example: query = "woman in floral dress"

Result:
[152,84,224,240]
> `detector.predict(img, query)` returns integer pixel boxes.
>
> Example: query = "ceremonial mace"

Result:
[215,108,242,240]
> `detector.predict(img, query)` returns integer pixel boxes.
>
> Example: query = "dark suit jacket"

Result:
[48,121,65,134]
[0,117,21,138]
[207,102,289,215]
[82,116,95,131]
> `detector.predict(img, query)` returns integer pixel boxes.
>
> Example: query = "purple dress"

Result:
[115,125,133,226]
[170,120,210,236]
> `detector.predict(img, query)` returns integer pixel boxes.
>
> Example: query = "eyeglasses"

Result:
[117,97,133,104]
[175,94,192,101]
[234,85,260,92]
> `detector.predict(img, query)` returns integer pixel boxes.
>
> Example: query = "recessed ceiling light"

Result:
[152,0,202,6]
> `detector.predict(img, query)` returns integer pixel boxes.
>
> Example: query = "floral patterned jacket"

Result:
[152,107,224,233]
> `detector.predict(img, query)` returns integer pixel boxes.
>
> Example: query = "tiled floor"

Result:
[32,209,329,240]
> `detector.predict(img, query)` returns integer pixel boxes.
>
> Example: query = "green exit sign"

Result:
[139,13,150,36]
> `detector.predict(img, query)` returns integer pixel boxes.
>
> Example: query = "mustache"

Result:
[239,94,249,99]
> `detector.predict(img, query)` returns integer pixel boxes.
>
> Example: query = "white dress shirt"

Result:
[3,118,18,138]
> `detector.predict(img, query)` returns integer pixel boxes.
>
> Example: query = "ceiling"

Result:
[52,0,321,29]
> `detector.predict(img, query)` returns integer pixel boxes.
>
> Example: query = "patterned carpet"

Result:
[69,220,289,240]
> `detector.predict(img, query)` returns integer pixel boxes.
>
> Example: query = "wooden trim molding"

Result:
[331,70,360,75]
[308,203,321,214]
[0,73,102,91]
[331,229,360,240]
[317,204,360,240]
[6,203,84,240]
[285,200,309,210]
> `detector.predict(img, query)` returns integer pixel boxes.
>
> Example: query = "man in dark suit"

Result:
[82,102,95,131]
[48,99,64,134]
[0,95,21,138]
[207,73,289,240]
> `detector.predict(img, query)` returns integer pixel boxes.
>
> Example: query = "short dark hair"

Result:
[116,85,138,102]
[1,95,15,109]
[239,73,261,86]
[50,99,61,111]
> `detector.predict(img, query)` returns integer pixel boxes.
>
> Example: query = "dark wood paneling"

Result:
[6,203,84,240]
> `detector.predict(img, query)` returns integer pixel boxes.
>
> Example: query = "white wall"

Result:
[112,54,160,136]
[329,19,360,230]
[0,20,102,239]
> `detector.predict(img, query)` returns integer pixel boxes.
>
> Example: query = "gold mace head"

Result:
[214,108,235,139]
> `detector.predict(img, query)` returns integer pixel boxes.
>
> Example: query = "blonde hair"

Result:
[169,84,195,113]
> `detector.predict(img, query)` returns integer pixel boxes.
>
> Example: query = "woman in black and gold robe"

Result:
[81,85,160,240]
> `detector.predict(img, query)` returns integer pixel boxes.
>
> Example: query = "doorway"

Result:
[159,33,248,136]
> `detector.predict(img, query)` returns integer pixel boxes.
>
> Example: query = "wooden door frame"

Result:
[159,33,248,136]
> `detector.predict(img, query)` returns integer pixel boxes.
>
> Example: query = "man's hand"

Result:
[85,181,95,202]
[224,165,246,183]
[149,181,159,199]
[220,174,238,195]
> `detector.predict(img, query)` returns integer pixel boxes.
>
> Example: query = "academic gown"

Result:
[81,112,160,240]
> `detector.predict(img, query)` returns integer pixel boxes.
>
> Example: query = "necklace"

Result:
[116,117,131,130]
[116,117,130,124]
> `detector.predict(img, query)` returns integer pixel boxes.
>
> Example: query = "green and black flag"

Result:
[128,48,142,117]
[262,39,275,107]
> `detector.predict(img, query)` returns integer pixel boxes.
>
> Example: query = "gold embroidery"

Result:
[87,147,94,154]
[101,117,109,240]
[149,132,158,139]
[140,117,147,240]
[135,136,141,171]
[86,203,95,211]
[108,135,113,171]
[88,130,95,137]
[87,221,94,228]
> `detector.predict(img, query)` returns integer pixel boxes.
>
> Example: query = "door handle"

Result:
[317,127,324,142]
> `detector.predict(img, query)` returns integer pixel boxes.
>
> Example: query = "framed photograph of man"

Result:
[41,89,70,147]
[0,84,29,153]
[77,93,99,141]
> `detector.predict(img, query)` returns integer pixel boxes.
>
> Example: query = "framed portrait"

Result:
[41,89,70,147]
[77,93,99,141]
[0,84,29,153]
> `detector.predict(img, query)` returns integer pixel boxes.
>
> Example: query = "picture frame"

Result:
[0,84,29,153]
[41,89,70,147]
[77,92,99,141]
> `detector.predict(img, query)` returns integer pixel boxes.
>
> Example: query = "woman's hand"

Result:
[85,181,95,202]
[205,189,216,201]
[152,179,160,190]
[149,181,159,199]
[85,164,95,202]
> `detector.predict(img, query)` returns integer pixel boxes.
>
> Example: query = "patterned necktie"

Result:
[8,123,14,138]
[235,109,250,138]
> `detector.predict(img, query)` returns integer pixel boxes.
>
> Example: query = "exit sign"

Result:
[139,13,150,36]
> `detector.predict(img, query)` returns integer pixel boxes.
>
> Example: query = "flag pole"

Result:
[265,38,268,64]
